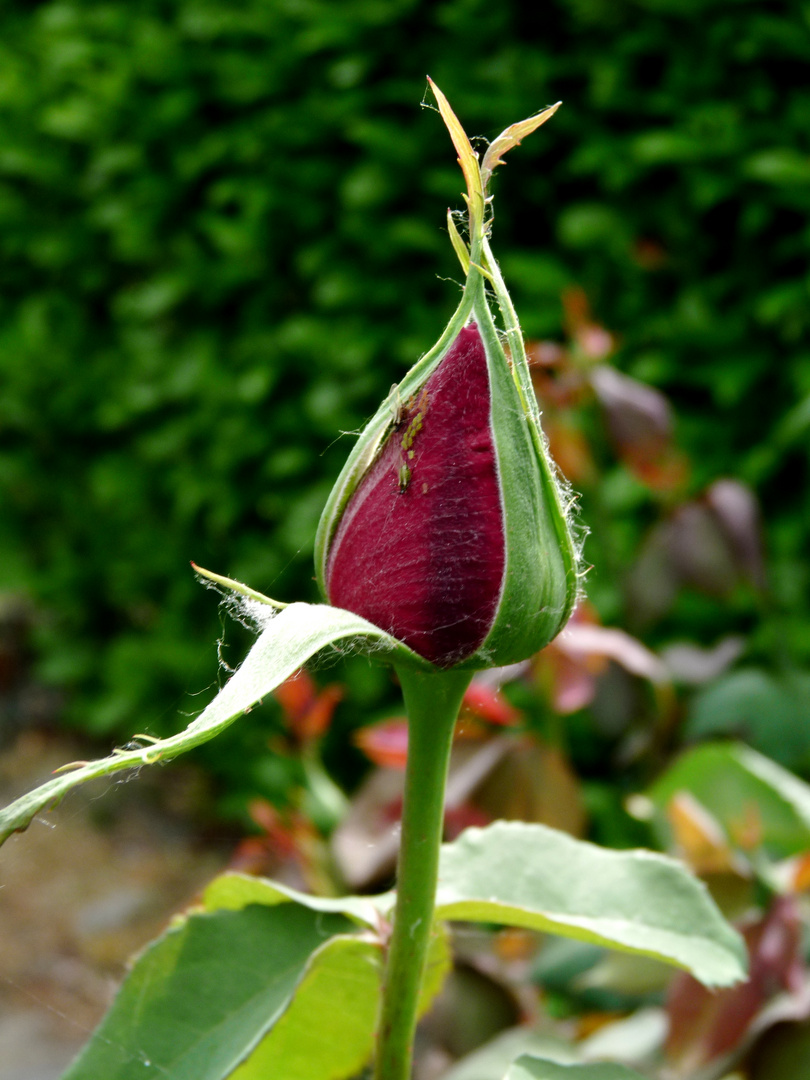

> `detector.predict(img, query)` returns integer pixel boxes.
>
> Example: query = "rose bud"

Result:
[314,83,581,670]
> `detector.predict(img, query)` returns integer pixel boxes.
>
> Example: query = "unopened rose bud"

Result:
[314,84,581,670]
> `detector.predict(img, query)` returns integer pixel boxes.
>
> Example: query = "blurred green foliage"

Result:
[1,0,808,771]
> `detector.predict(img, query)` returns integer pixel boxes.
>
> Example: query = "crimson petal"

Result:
[325,324,505,667]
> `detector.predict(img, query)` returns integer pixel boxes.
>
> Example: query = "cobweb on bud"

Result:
[192,568,283,632]
[193,567,404,682]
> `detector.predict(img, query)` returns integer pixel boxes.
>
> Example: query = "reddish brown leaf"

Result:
[537,642,600,714]
[666,897,805,1071]
[629,487,760,623]
[525,339,567,369]
[353,718,410,771]
[274,669,316,719]
[660,636,745,685]
[461,680,522,727]
[274,670,343,743]
[443,802,491,840]
[555,622,668,684]
[590,364,687,490]
[667,792,747,876]
[632,237,668,269]
[706,478,766,590]
[542,415,598,485]
[472,738,586,837]
[228,798,331,893]
[532,602,666,714]
[789,852,810,893]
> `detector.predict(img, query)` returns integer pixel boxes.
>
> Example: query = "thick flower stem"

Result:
[374,665,473,1080]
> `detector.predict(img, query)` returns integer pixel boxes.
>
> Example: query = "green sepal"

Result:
[464,293,578,667]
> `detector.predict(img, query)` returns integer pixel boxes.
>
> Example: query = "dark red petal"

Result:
[326,324,505,666]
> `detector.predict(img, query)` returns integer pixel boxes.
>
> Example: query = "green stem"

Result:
[374,665,473,1080]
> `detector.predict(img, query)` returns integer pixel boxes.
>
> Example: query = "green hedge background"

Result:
[1,0,808,770]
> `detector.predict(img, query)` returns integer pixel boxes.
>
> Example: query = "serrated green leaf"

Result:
[61,904,358,1080]
[0,601,426,847]
[435,822,746,987]
[506,1058,648,1080]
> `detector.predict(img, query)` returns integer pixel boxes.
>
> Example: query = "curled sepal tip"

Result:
[481,101,562,188]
